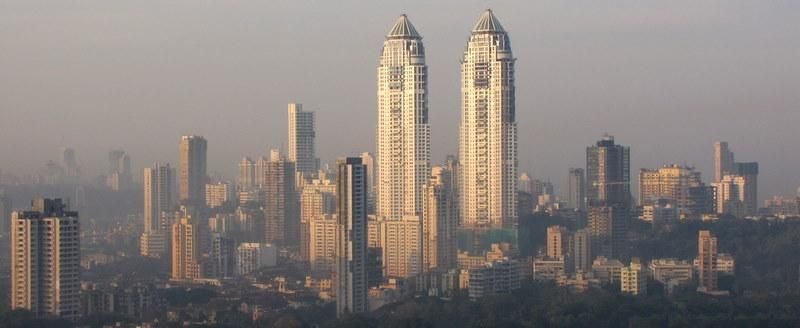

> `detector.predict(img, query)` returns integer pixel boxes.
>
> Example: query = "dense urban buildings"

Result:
[179,136,208,207]
[288,103,317,178]
[11,198,81,320]
[335,157,368,317]
[2,7,790,326]
[459,9,517,228]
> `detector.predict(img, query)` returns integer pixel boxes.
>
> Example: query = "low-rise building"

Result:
[468,259,521,299]
[620,258,647,295]
[592,256,624,284]
[532,257,566,281]
[650,258,693,294]
[557,272,601,293]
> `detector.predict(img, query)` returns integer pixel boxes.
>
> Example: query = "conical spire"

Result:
[387,14,421,39]
[472,9,505,33]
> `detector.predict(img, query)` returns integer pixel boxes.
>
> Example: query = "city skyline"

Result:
[1,1,798,199]
[1,3,799,325]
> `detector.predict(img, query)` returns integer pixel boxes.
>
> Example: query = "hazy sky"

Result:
[1,0,798,199]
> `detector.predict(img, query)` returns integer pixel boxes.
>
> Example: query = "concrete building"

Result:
[205,181,233,209]
[649,258,693,294]
[171,217,201,280]
[640,200,679,228]
[179,136,207,207]
[11,198,81,320]
[557,272,601,293]
[376,14,430,221]
[468,259,521,299]
[299,173,337,261]
[263,150,298,246]
[381,216,422,278]
[422,166,458,272]
[586,135,631,207]
[638,165,704,215]
[335,157,368,317]
[106,150,132,191]
[0,191,10,236]
[592,256,624,284]
[714,141,735,183]
[586,135,631,259]
[238,157,256,192]
[519,172,533,194]
[460,10,517,228]
[236,243,277,275]
[288,103,317,179]
[546,225,569,259]
[568,168,586,210]
[309,214,337,274]
[697,230,718,292]
[620,258,647,295]
[587,205,627,259]
[142,162,174,258]
[360,152,376,213]
[532,257,566,281]
[209,234,236,279]
[714,175,746,217]
[693,253,735,275]
[572,228,592,274]
[734,162,759,216]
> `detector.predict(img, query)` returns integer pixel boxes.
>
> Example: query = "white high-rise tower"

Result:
[459,10,517,228]
[288,103,317,178]
[376,14,430,220]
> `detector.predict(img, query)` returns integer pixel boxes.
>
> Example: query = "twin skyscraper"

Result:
[376,9,518,229]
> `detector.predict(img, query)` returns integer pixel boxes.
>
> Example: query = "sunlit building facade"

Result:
[459,10,517,228]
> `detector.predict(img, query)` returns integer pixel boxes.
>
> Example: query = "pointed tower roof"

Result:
[472,9,505,33]
[387,14,421,39]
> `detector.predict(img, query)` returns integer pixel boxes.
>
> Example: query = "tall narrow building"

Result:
[288,103,317,178]
[734,162,759,216]
[360,152,376,213]
[459,9,517,228]
[568,168,586,210]
[107,150,132,191]
[179,136,208,207]
[143,163,174,234]
[141,162,174,258]
[172,217,201,280]
[11,198,80,320]
[714,141,735,183]
[263,150,298,246]
[586,135,630,207]
[586,135,631,259]
[697,230,718,292]
[238,157,256,192]
[376,14,430,220]
[422,166,458,272]
[335,158,368,317]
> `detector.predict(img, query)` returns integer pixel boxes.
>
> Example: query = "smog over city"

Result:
[0,1,799,327]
